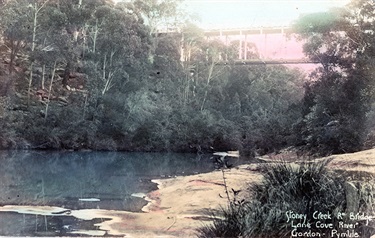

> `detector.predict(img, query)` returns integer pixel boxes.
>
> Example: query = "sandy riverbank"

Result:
[0,148,374,237]
[0,163,263,237]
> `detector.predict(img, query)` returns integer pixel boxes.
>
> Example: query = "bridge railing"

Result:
[203,26,293,36]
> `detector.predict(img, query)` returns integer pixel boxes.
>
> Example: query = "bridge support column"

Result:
[225,35,229,61]
[263,32,267,60]
[239,30,242,60]
[244,34,248,60]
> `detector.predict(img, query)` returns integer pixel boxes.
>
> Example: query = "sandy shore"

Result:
[0,164,263,237]
[95,164,263,237]
[0,148,374,237]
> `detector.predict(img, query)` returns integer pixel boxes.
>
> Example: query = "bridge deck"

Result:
[204,26,293,36]
[216,59,319,65]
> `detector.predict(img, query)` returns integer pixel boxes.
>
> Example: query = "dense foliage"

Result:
[197,161,375,238]
[293,0,375,155]
[0,0,374,156]
[197,1,375,236]
[0,0,306,154]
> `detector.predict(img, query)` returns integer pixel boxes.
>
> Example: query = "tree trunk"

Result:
[200,60,215,111]
[101,54,115,95]
[27,63,34,106]
[8,40,20,74]
[92,19,98,53]
[45,60,57,119]
[41,64,46,90]
[62,61,71,87]
[27,1,49,105]
[27,3,38,106]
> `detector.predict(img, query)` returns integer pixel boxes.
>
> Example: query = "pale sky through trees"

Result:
[114,0,351,29]
[182,0,351,28]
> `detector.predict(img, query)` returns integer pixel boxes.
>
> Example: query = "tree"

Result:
[27,0,50,105]
[131,0,182,35]
[0,1,32,74]
[223,65,305,155]
[84,4,151,96]
[197,40,229,111]
[293,0,375,154]
[52,0,103,87]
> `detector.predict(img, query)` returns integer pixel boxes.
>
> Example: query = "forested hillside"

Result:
[0,0,374,156]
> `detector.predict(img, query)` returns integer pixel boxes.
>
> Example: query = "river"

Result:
[0,150,247,236]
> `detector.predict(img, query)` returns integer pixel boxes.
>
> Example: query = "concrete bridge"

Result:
[159,26,318,70]
[204,26,316,66]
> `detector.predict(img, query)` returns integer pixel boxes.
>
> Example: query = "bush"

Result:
[243,160,346,237]
[197,160,374,238]
[300,74,368,156]
[197,206,247,238]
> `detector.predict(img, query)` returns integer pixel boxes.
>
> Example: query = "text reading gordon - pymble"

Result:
[285,210,373,238]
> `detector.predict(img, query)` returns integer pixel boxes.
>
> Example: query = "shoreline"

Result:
[0,164,263,237]
[0,148,374,237]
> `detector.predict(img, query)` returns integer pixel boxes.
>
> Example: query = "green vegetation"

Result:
[0,0,374,237]
[197,161,375,238]
[197,1,375,236]
[293,0,375,155]
[0,0,374,157]
[0,0,304,154]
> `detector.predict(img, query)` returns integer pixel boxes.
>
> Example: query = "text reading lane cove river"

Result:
[286,210,373,238]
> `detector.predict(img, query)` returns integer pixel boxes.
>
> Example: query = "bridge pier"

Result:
[239,30,242,60]
[174,26,309,66]
[238,31,250,60]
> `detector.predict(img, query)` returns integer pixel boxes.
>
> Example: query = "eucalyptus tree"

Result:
[85,4,151,96]
[177,23,204,106]
[132,0,182,35]
[0,1,34,75]
[196,39,230,111]
[293,0,375,154]
[0,0,54,104]
[214,64,305,154]
[26,0,50,105]
[52,0,106,87]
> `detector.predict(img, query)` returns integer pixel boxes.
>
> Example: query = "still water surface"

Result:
[0,150,247,236]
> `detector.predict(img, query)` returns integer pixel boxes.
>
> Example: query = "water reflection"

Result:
[0,211,108,237]
[0,151,245,211]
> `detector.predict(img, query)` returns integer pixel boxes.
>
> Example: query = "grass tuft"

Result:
[197,159,374,238]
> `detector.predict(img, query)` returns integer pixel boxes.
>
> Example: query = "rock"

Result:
[344,181,359,213]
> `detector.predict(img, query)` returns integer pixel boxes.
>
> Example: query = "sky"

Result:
[113,0,352,71]
[182,0,351,29]
[114,0,352,29]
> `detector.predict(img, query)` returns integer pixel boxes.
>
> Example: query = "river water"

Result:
[0,150,247,236]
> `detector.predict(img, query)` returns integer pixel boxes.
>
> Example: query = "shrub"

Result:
[197,206,247,238]
[243,160,346,237]
[300,74,368,155]
[197,160,374,238]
